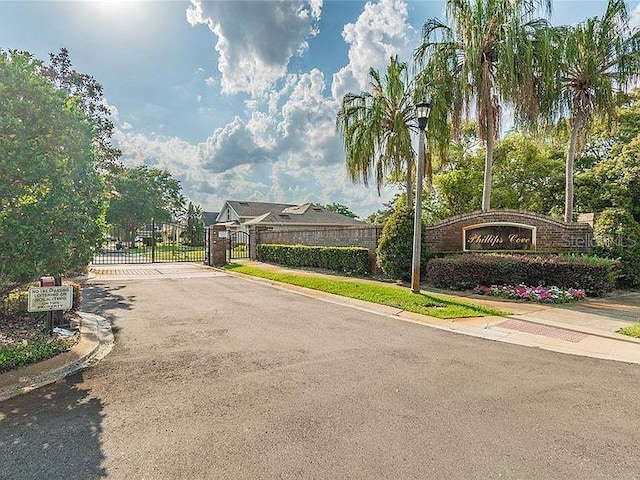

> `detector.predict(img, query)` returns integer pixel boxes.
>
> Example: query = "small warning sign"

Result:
[28,286,73,312]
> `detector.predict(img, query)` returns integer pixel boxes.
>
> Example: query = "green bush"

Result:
[592,208,640,288]
[376,205,427,281]
[425,254,619,296]
[0,339,71,373]
[256,244,370,275]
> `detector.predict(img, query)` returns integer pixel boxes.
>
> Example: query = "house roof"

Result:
[226,200,296,219]
[203,211,219,226]
[244,203,363,226]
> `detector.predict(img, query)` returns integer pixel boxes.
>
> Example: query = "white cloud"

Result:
[112,0,414,217]
[186,0,322,97]
[630,2,640,30]
[113,112,398,218]
[278,69,341,167]
[198,116,273,173]
[331,0,418,101]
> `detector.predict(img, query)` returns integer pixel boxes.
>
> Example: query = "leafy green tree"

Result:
[491,133,565,215]
[40,48,121,171]
[323,202,358,219]
[575,135,640,222]
[0,50,105,295]
[592,208,640,287]
[548,0,640,222]
[105,166,185,239]
[180,202,205,246]
[337,56,421,205]
[415,0,553,211]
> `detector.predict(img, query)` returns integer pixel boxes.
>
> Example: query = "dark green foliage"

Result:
[105,165,185,237]
[376,205,426,281]
[592,208,640,287]
[0,339,70,373]
[180,202,205,246]
[425,254,619,296]
[323,202,358,219]
[257,244,370,276]
[0,51,106,296]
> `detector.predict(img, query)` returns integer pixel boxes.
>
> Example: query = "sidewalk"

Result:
[228,261,640,365]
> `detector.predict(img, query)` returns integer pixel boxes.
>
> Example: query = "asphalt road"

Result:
[1,272,639,479]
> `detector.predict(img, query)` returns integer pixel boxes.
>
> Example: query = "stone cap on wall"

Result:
[425,209,590,231]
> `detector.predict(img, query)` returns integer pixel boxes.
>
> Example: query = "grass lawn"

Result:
[618,323,640,338]
[224,264,509,319]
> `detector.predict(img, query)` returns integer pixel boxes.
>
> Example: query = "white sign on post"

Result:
[28,286,73,312]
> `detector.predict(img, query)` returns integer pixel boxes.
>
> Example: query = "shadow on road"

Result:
[82,283,135,342]
[0,372,105,479]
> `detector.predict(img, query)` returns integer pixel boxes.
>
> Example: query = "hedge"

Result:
[425,254,619,296]
[256,244,370,275]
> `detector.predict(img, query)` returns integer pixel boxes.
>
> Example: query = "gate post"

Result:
[151,218,156,263]
[248,225,267,260]
[206,225,228,267]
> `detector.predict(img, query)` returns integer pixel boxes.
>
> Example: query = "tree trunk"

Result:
[406,158,414,208]
[481,117,495,212]
[564,113,583,223]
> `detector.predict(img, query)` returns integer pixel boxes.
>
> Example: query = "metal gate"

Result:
[92,221,206,264]
[228,231,250,259]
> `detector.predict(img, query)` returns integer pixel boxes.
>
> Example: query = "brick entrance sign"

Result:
[423,210,593,252]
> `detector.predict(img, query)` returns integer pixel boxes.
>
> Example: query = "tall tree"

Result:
[40,48,121,171]
[180,202,205,246]
[415,0,553,211]
[105,166,185,238]
[323,203,358,219]
[548,0,640,222]
[0,50,105,294]
[337,56,420,206]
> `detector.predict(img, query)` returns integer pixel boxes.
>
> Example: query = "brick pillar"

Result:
[206,225,228,267]
[248,225,268,260]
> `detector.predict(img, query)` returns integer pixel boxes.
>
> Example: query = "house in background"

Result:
[203,211,220,227]
[216,200,362,233]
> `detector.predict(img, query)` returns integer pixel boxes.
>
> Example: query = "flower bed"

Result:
[473,284,586,303]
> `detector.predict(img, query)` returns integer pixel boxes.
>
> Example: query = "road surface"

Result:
[1,270,639,479]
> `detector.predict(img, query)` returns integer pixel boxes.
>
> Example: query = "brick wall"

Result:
[423,210,593,252]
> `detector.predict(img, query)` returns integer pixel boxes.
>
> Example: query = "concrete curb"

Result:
[219,266,640,365]
[0,312,114,402]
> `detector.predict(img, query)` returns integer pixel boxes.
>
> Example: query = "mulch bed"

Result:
[0,311,80,347]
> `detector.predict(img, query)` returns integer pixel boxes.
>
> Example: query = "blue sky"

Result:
[2,0,639,217]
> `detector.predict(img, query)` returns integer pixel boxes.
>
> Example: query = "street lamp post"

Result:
[411,101,430,294]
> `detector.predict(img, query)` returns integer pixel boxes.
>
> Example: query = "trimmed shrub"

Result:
[592,208,640,288]
[377,205,427,281]
[425,254,619,296]
[256,244,370,275]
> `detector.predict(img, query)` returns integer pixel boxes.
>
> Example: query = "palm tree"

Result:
[337,56,420,206]
[550,0,640,222]
[415,0,552,211]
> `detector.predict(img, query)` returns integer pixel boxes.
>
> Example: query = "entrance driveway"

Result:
[1,265,639,479]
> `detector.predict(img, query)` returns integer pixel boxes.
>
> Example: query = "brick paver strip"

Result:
[497,319,589,343]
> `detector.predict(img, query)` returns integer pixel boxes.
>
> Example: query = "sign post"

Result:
[29,279,73,334]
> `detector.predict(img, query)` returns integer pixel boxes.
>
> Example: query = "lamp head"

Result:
[415,101,430,130]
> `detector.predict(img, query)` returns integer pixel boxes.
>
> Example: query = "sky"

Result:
[2,0,639,218]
